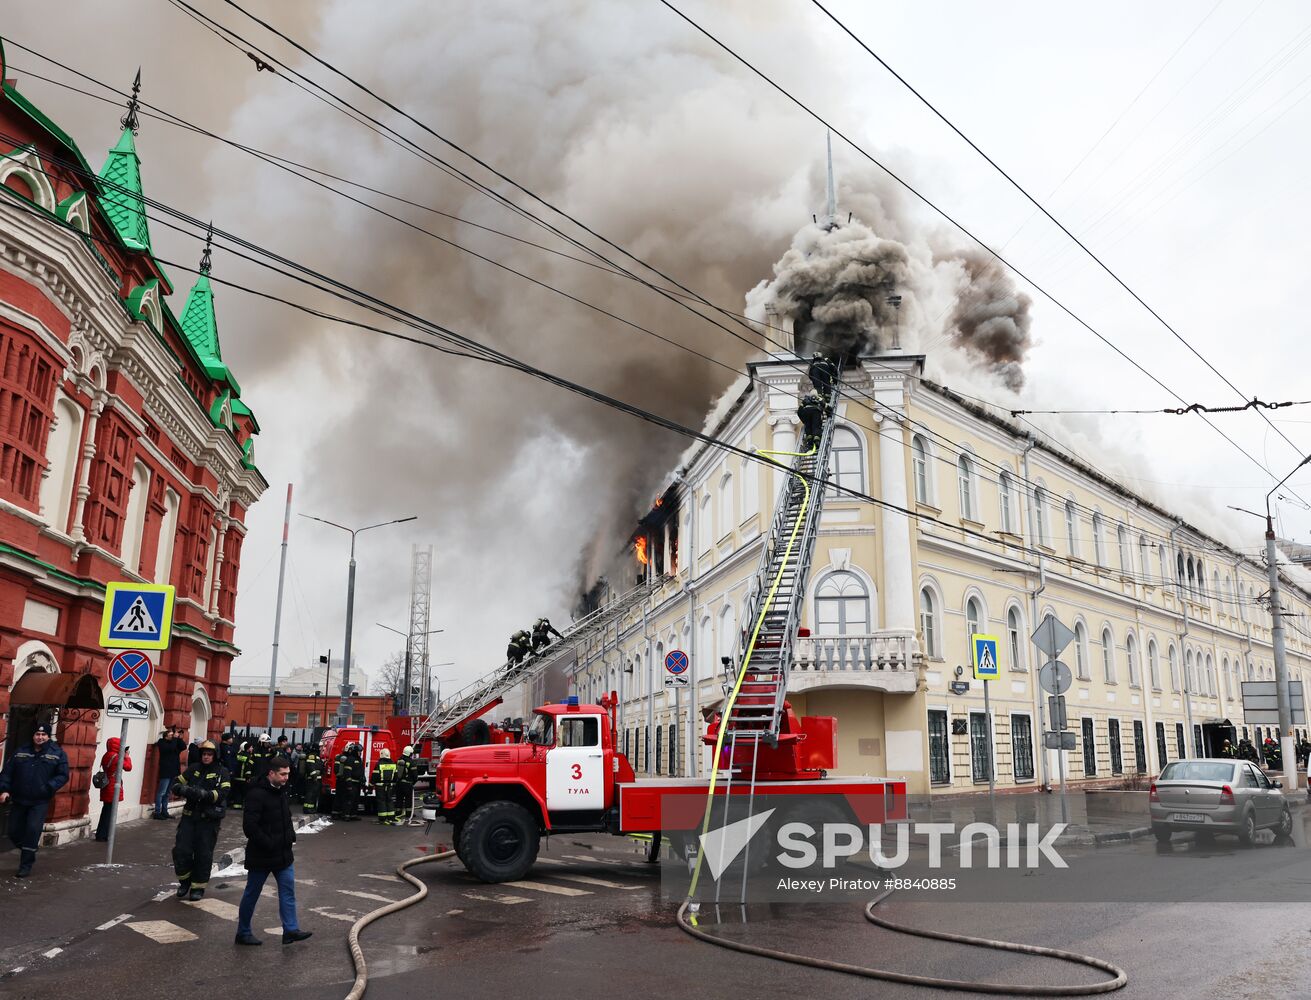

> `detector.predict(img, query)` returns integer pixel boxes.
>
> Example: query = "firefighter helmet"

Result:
[199,740,217,752]
[258,732,272,745]
[402,745,414,758]
[379,747,391,760]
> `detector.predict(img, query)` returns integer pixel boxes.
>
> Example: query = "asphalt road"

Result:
[3,807,1309,1000]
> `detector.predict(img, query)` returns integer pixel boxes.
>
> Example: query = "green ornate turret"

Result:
[177,225,238,393]
[97,69,151,251]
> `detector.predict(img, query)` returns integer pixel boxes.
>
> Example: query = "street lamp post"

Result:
[377,623,443,716]
[302,513,417,726]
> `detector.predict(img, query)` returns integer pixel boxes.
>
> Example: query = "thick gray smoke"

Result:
[940,250,1033,390]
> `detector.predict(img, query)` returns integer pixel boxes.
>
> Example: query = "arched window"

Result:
[911,435,930,504]
[1102,627,1116,683]
[828,426,864,494]
[1033,487,1048,546]
[718,604,738,661]
[1091,512,1104,565]
[1126,633,1139,687]
[39,394,83,533]
[699,616,715,676]
[740,456,759,521]
[1148,639,1161,689]
[201,525,219,613]
[120,461,151,576]
[1212,572,1220,606]
[698,494,713,556]
[1204,654,1215,697]
[1007,606,1024,671]
[1158,544,1167,584]
[1064,500,1078,555]
[957,453,976,521]
[1176,553,1186,589]
[998,472,1015,534]
[1185,649,1195,693]
[1186,558,1196,596]
[1074,621,1089,680]
[965,596,983,641]
[717,473,734,536]
[1168,646,1180,692]
[919,587,939,658]
[154,489,179,585]
[1222,656,1231,699]
[1117,525,1130,572]
[816,571,871,636]
[1138,536,1149,578]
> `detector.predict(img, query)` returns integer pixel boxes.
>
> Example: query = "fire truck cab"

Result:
[319,726,400,814]
[432,694,906,883]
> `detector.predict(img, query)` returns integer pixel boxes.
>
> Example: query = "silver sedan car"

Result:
[1150,759,1293,844]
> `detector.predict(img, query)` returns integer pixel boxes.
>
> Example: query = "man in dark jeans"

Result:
[153,727,186,819]
[235,757,312,946]
[0,724,69,877]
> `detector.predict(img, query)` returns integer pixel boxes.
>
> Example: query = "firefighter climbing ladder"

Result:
[409,580,653,748]
[689,382,844,904]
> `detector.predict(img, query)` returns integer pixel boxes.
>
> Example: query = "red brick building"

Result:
[0,44,266,843]
[225,692,392,735]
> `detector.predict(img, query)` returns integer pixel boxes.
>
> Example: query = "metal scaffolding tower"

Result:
[408,544,434,716]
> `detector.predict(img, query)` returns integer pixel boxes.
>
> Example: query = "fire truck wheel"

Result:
[460,801,540,883]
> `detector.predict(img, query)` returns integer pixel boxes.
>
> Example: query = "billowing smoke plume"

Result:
[940,250,1033,390]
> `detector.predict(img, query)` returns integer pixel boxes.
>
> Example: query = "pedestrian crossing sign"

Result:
[971,633,1000,681]
[100,582,176,650]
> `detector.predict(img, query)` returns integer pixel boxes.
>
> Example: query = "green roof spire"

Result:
[179,228,222,363]
[98,68,151,251]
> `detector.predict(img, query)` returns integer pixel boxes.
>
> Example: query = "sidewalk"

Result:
[0,809,319,972]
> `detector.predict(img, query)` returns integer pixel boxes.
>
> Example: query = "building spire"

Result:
[199,221,214,275]
[120,68,141,135]
[824,130,836,227]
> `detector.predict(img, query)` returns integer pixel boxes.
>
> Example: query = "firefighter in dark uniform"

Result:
[301,746,323,813]
[335,743,364,821]
[1219,739,1236,758]
[807,352,839,400]
[372,748,397,825]
[249,732,275,781]
[395,745,419,826]
[531,617,564,654]
[507,629,532,666]
[797,391,826,451]
[1264,737,1282,770]
[230,741,251,810]
[171,740,230,901]
[1237,737,1258,763]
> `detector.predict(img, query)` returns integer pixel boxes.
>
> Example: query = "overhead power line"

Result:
[1011,399,1311,417]
[805,0,1311,500]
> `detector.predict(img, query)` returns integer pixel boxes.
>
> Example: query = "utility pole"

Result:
[302,513,417,726]
[265,484,293,731]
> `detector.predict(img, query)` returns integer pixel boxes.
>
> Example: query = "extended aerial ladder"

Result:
[410,579,653,749]
[709,379,843,770]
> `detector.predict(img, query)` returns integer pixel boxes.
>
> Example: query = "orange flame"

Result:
[654,497,664,508]
[635,536,649,565]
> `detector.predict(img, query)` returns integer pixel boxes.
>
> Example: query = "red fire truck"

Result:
[318,726,401,814]
[429,692,907,882]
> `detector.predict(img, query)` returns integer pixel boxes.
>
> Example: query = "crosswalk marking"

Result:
[185,898,240,921]
[310,906,359,923]
[462,891,531,905]
[562,854,624,866]
[42,948,62,959]
[359,874,399,882]
[126,921,198,944]
[504,880,591,897]
[532,857,565,865]
[97,914,133,931]
[551,874,641,891]
[338,890,395,903]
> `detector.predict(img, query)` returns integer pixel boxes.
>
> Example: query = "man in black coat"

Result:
[153,726,186,819]
[0,723,69,877]
[235,757,311,946]
[171,740,230,900]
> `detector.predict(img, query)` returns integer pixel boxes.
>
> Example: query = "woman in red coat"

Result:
[94,736,133,842]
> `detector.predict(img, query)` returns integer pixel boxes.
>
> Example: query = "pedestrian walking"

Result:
[153,726,186,819]
[0,723,69,877]
[171,740,230,900]
[235,757,311,946]
[94,736,133,842]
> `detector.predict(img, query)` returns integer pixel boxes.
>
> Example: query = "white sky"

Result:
[7,1,1311,701]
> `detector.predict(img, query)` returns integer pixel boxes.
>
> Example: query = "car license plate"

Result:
[1172,812,1205,822]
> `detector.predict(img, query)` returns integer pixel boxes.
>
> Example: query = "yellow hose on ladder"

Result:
[685,438,818,906]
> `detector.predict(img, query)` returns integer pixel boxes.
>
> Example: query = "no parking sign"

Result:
[664,649,689,688]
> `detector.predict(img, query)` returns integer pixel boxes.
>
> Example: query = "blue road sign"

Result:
[971,633,1000,681]
[108,649,153,694]
[665,649,689,675]
[100,583,175,650]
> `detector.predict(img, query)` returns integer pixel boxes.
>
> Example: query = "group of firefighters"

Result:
[506,616,565,667]
[324,742,421,825]
[797,353,840,451]
[1218,735,1311,769]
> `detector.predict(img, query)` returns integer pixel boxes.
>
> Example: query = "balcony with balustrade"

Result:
[789,629,922,694]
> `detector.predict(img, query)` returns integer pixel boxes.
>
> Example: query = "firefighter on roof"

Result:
[531,617,564,653]
[171,740,230,901]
